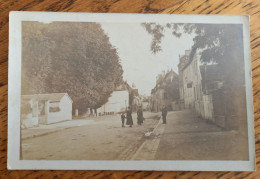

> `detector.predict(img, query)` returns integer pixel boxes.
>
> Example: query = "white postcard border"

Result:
[8,11,255,171]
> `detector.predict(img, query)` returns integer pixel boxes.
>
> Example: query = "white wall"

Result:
[99,91,129,114]
[202,95,214,121]
[182,59,197,108]
[48,95,72,124]
[21,99,39,128]
[182,54,215,122]
[182,55,205,110]
[21,114,38,129]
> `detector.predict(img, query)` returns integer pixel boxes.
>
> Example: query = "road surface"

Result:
[22,110,249,160]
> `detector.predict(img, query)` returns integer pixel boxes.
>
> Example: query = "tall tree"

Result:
[22,22,123,114]
[143,23,246,127]
[143,23,245,90]
[142,23,244,69]
[22,22,54,94]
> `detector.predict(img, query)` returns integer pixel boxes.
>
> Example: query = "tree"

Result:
[22,22,54,94]
[143,23,246,128]
[142,23,244,68]
[143,22,245,89]
[22,22,123,114]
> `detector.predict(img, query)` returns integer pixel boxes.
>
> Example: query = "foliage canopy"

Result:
[22,22,123,114]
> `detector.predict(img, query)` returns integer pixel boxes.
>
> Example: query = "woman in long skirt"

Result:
[126,107,133,127]
[137,106,143,125]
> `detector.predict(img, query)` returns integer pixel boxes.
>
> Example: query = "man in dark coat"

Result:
[121,112,126,127]
[137,106,144,125]
[162,105,168,124]
[126,107,133,127]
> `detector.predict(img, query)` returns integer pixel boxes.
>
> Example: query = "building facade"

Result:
[97,82,140,115]
[178,49,244,130]
[21,93,73,128]
[150,70,179,112]
[98,90,129,115]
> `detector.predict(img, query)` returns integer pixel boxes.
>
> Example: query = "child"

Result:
[121,112,126,127]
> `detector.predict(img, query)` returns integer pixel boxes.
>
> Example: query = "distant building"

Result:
[21,93,73,128]
[142,101,149,111]
[150,70,179,112]
[129,83,141,111]
[98,90,129,115]
[97,81,143,115]
[97,82,132,115]
[141,95,150,111]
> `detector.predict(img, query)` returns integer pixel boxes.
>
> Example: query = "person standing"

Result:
[137,106,144,125]
[121,112,126,127]
[162,105,168,124]
[126,107,133,127]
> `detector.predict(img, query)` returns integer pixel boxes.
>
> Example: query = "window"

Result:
[187,82,193,88]
[49,101,61,113]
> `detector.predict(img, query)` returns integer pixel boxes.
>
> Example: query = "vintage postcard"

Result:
[8,11,255,171]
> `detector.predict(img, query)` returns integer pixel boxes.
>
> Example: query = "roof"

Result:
[21,93,73,103]
[152,70,179,93]
[178,49,197,72]
[164,70,178,80]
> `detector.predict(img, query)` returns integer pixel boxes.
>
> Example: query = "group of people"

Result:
[120,106,144,127]
[120,105,168,127]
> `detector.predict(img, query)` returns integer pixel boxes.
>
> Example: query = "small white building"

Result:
[98,90,129,115]
[21,93,73,128]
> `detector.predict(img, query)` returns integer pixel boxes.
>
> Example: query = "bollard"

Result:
[75,109,78,117]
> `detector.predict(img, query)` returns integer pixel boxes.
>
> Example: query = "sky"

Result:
[101,23,195,96]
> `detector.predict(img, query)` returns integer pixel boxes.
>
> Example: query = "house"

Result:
[98,90,129,115]
[21,93,73,128]
[150,70,179,112]
[92,81,142,116]
[178,50,203,110]
[178,49,244,130]
[97,82,130,115]
[128,83,141,112]
[178,50,220,125]
[97,81,143,115]
[141,95,150,111]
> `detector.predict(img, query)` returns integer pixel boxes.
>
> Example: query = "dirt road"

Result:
[155,110,249,160]
[22,110,249,160]
[22,112,161,160]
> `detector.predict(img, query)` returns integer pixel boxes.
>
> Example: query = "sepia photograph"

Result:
[8,12,254,171]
